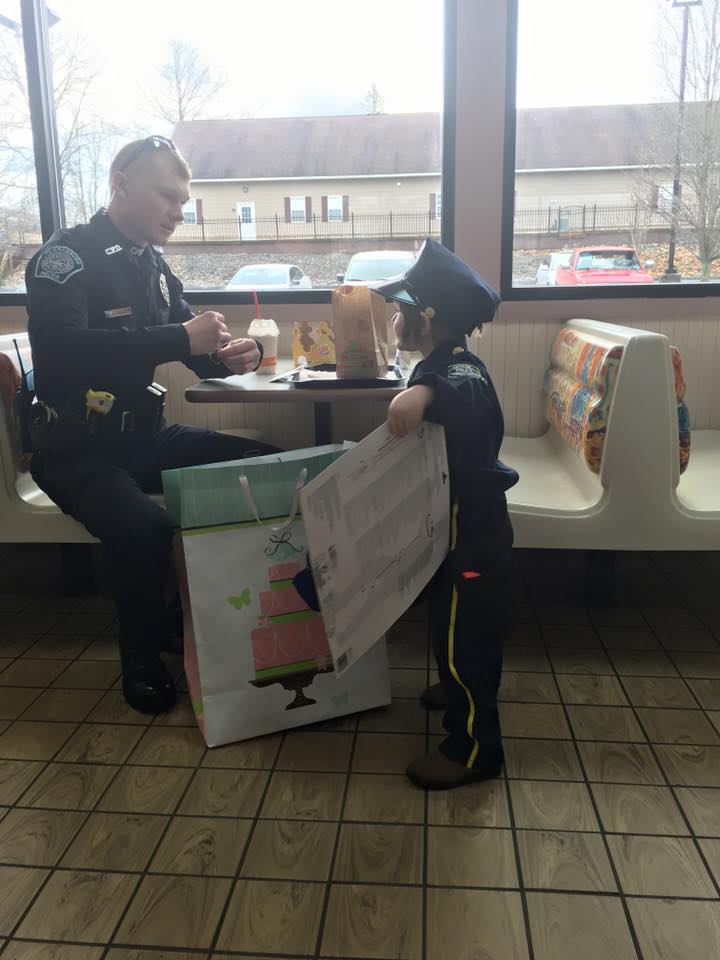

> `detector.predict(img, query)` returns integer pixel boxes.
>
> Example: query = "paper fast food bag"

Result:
[332,286,389,379]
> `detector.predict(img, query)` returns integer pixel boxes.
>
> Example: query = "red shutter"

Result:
[342,195,349,221]
[195,198,204,222]
[284,197,291,223]
[429,192,436,220]
[305,196,312,222]
[650,185,659,209]
[321,196,328,222]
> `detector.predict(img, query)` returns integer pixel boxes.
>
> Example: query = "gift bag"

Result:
[332,285,389,378]
[163,446,391,747]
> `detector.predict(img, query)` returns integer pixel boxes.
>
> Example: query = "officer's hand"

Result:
[183,311,231,355]
[215,338,261,374]
[388,385,434,438]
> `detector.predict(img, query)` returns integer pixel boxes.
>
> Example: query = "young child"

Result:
[374,238,519,790]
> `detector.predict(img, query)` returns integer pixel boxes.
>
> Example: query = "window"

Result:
[0,1,40,293]
[327,195,343,221]
[507,0,720,291]
[435,192,442,219]
[658,182,675,215]
[183,198,197,224]
[290,196,307,223]
[12,0,443,294]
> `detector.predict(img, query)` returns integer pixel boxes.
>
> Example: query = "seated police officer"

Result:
[26,136,278,714]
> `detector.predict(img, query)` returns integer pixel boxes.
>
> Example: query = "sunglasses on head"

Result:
[116,135,178,172]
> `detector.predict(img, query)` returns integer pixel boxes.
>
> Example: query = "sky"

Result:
[0,0,688,137]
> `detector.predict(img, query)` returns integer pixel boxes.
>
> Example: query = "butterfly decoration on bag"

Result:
[227,588,252,610]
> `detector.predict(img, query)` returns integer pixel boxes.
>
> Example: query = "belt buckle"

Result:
[120,410,135,433]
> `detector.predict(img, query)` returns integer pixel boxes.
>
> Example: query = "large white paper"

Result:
[300,421,450,673]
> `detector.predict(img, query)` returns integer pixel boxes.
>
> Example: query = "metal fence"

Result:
[172,210,442,243]
[1,214,42,245]
[514,203,672,237]
[173,203,674,243]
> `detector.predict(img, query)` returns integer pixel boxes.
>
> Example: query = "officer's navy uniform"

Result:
[410,340,517,768]
[375,239,519,774]
[26,210,277,699]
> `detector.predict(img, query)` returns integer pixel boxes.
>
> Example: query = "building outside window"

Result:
[509,0,720,289]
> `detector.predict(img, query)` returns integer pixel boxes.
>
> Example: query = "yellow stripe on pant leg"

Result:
[447,503,480,769]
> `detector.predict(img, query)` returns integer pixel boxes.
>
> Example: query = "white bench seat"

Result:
[503,431,603,514]
[675,430,720,515]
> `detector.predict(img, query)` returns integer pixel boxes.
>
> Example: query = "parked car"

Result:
[535,250,572,286]
[554,247,655,285]
[225,263,312,290]
[336,250,416,285]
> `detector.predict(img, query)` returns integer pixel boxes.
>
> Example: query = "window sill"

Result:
[501,282,720,301]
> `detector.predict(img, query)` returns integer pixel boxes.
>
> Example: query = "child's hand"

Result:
[388,385,434,437]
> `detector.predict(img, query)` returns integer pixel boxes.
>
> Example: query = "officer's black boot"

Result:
[121,650,176,714]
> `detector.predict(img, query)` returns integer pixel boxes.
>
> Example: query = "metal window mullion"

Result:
[21,0,64,240]
[441,0,457,250]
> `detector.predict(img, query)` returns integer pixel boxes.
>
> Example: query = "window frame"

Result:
[2,0,455,306]
[182,197,198,225]
[500,0,720,302]
[327,194,343,221]
[289,195,307,223]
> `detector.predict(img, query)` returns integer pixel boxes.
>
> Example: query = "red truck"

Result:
[554,246,655,285]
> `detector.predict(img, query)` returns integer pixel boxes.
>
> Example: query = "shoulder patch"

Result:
[34,245,84,284]
[447,362,487,383]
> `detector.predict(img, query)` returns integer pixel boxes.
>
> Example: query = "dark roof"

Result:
[173,113,441,180]
[174,103,694,180]
[515,102,684,170]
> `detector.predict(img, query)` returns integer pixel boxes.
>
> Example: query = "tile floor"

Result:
[0,544,720,958]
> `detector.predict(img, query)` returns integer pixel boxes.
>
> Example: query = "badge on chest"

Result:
[159,274,170,306]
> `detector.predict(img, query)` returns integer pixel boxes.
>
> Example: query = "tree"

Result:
[636,0,720,278]
[62,122,126,223]
[145,39,226,127]
[362,82,385,115]
[0,23,132,228]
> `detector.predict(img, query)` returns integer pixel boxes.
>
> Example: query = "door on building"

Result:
[236,202,257,240]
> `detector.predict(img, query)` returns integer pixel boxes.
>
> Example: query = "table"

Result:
[185,358,405,445]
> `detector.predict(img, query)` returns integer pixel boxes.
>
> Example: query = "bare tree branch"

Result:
[144,39,227,127]
[362,83,385,115]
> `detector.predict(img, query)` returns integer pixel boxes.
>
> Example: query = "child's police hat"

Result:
[372,238,500,335]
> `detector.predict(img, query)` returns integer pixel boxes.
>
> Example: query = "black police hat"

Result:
[372,238,500,336]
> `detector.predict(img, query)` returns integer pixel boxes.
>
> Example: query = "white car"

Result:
[337,250,416,285]
[226,263,312,290]
[535,250,572,286]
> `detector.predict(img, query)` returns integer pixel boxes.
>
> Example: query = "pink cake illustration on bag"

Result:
[250,561,333,709]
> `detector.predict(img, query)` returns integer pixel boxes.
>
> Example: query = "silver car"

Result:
[226,263,312,290]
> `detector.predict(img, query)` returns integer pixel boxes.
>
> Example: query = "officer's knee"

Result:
[107,501,173,560]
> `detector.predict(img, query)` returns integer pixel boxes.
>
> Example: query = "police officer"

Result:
[374,238,519,790]
[26,136,278,714]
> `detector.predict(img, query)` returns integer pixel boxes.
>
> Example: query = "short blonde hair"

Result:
[110,137,192,181]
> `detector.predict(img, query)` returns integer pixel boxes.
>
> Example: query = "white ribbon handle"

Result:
[239,467,307,532]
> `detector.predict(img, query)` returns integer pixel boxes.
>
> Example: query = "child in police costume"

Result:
[375,238,518,790]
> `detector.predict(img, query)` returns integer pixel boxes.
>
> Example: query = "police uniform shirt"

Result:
[409,339,518,538]
[26,210,236,409]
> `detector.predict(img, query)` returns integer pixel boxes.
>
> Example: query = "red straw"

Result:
[252,289,260,320]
